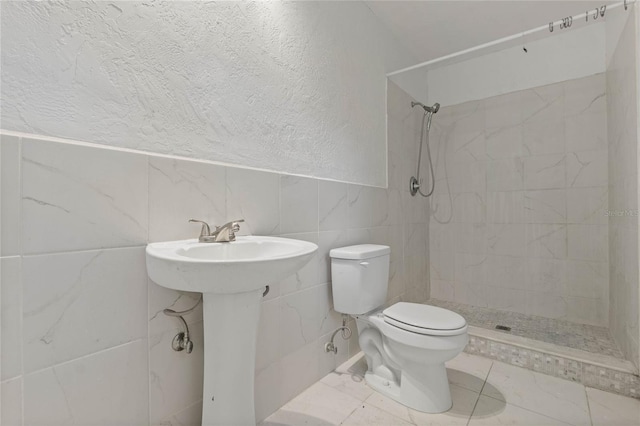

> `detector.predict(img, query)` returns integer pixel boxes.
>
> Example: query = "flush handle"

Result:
[359,261,370,266]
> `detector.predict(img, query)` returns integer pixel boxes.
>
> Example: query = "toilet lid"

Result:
[383,303,466,334]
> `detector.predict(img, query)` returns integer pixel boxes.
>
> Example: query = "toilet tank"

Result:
[330,244,390,315]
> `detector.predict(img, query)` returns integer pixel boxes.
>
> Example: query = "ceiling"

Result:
[365,1,614,65]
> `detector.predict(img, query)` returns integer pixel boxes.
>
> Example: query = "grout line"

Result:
[278,174,282,236]
[18,135,24,259]
[363,391,417,425]
[0,255,20,260]
[146,155,151,258]
[584,386,594,426]
[18,253,24,426]
[480,388,591,426]
[280,280,330,298]
[21,244,148,259]
[342,402,363,425]
[480,361,494,390]
[478,360,594,424]
[467,361,493,426]
[146,199,152,426]
[224,166,229,228]
[14,129,25,426]
[319,375,369,405]
[22,338,147,378]
[158,399,203,423]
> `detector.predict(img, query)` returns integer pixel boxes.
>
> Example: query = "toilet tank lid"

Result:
[330,244,390,260]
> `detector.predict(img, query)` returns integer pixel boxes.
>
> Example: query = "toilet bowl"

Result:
[330,244,468,413]
[355,303,468,413]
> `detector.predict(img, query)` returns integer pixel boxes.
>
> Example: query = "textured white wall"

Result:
[0,1,414,187]
[423,22,606,107]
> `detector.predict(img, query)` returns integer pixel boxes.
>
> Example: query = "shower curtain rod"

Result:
[387,0,636,77]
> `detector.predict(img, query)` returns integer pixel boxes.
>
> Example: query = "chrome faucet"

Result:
[189,219,245,243]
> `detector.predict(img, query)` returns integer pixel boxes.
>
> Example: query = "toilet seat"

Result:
[383,303,467,336]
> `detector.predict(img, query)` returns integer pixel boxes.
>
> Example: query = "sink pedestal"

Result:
[201,288,264,425]
[146,236,318,425]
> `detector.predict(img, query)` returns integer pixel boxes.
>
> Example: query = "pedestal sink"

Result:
[146,236,317,425]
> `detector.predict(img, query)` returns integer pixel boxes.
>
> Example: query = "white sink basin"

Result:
[146,236,318,293]
[146,236,317,426]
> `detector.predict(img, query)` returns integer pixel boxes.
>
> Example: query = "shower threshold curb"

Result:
[468,325,637,374]
[465,326,640,399]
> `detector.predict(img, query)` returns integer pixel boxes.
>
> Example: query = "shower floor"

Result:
[427,299,625,359]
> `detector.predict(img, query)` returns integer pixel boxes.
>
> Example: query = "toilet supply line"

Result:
[325,314,352,354]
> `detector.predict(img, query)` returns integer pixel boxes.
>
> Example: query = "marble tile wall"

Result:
[428,73,610,326]
[607,12,640,370]
[0,81,427,425]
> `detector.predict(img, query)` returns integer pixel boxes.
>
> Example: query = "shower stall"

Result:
[389,0,640,398]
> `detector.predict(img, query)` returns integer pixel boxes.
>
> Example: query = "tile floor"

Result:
[262,352,640,426]
[427,299,623,359]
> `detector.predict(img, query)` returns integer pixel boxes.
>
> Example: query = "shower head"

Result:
[411,101,440,114]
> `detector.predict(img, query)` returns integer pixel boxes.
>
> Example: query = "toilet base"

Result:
[365,362,453,414]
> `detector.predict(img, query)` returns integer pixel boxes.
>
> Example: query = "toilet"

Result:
[330,244,468,413]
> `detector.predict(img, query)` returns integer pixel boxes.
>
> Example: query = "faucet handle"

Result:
[230,219,245,232]
[221,219,244,242]
[229,219,245,240]
[215,219,244,229]
[188,219,211,238]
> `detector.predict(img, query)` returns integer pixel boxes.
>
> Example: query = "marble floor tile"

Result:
[341,403,413,425]
[320,354,373,401]
[263,352,640,426]
[469,395,570,425]
[409,385,480,426]
[262,382,361,426]
[586,387,640,426]
[482,361,591,425]
[364,392,414,424]
[446,352,493,393]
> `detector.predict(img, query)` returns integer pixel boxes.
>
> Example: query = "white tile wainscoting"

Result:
[0,81,430,425]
